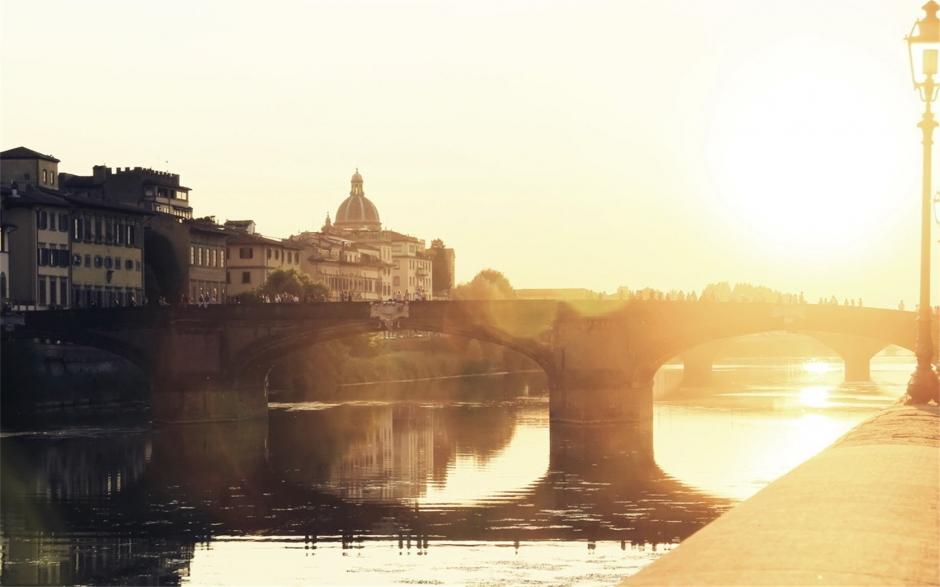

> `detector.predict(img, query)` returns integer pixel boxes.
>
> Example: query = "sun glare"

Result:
[798,385,831,408]
[706,38,905,263]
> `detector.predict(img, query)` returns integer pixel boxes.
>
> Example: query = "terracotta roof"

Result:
[1,185,69,207]
[0,146,60,163]
[224,230,302,249]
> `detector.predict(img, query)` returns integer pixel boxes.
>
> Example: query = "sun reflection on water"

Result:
[801,359,834,375]
[798,385,830,408]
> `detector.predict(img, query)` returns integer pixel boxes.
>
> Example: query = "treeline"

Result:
[268,334,537,399]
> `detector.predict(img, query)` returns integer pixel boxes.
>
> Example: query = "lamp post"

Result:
[905,0,940,404]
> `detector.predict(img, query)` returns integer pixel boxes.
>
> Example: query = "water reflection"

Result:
[4,358,908,586]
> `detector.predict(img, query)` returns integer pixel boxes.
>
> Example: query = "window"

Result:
[127,225,135,246]
[116,222,123,244]
[38,246,49,266]
[73,217,83,240]
[197,247,203,266]
[37,210,48,230]
[42,170,48,184]
[49,213,57,231]
[115,257,122,270]
[220,250,225,268]
[190,246,195,265]
[49,277,57,305]
[38,276,47,305]
[239,247,253,259]
[58,213,68,232]
[94,218,102,241]
[61,279,68,307]
[0,273,6,300]
[125,259,133,270]
[267,248,272,259]
[73,254,82,267]
[83,218,91,241]
[211,249,217,267]
[94,255,103,268]
[275,249,280,260]
[226,271,231,284]
[241,271,251,284]
[84,255,91,267]
[104,257,113,269]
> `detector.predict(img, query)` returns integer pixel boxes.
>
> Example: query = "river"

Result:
[0,354,912,585]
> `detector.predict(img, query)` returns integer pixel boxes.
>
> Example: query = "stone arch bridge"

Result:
[9,301,921,425]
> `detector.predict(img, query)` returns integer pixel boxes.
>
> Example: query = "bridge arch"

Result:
[641,305,918,389]
[7,327,153,376]
[229,318,557,393]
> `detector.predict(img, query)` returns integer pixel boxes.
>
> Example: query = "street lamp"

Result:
[905,0,940,404]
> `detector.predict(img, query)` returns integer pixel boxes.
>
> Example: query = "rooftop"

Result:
[0,146,60,163]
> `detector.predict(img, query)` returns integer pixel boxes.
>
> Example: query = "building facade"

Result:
[290,230,387,301]
[60,165,193,219]
[0,147,149,310]
[68,197,147,308]
[299,171,442,301]
[224,221,303,298]
[0,147,60,191]
[61,163,227,304]
[187,218,228,304]
[2,186,71,310]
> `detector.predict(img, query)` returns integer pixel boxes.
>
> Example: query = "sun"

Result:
[704,37,909,261]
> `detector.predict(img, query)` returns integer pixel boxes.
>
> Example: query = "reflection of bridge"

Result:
[1,415,729,583]
[11,301,921,426]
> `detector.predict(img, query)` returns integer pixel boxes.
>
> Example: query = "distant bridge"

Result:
[8,301,922,426]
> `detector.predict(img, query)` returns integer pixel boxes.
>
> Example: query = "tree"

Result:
[451,269,515,300]
[259,269,330,302]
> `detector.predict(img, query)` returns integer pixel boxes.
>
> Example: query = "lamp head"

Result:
[908,1,940,100]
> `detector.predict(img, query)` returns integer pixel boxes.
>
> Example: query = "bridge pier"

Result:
[150,323,269,424]
[151,374,269,424]
[809,333,886,383]
[550,314,655,453]
[549,370,652,425]
[681,351,715,387]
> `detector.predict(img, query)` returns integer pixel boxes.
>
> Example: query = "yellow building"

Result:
[68,196,148,307]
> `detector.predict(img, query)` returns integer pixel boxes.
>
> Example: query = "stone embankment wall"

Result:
[1,341,149,425]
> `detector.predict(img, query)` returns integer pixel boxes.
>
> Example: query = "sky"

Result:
[1,0,936,307]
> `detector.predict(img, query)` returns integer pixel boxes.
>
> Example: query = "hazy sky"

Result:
[1,1,936,307]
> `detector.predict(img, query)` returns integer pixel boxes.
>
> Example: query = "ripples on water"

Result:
[0,357,911,585]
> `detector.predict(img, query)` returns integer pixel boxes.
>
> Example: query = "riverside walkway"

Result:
[624,405,940,586]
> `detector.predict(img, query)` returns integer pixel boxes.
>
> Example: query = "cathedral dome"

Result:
[335,169,381,231]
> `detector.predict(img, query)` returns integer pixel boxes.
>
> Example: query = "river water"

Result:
[0,355,912,585]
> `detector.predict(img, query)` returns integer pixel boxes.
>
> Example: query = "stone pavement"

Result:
[623,406,940,586]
